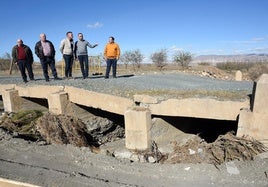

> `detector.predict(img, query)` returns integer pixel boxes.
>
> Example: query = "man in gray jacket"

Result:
[60,31,74,79]
[74,33,98,79]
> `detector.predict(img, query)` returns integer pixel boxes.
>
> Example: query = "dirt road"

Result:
[0,131,267,187]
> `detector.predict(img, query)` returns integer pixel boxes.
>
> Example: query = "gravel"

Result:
[0,72,253,99]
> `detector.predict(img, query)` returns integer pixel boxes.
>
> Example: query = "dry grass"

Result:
[165,132,268,165]
[120,89,250,101]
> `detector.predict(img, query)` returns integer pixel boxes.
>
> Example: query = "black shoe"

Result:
[23,80,28,83]
[54,77,61,80]
[30,78,35,81]
[45,79,49,82]
[104,76,109,79]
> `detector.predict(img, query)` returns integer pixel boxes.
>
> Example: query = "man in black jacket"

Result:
[35,33,60,81]
[12,39,34,83]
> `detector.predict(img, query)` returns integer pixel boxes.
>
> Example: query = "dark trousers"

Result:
[105,58,117,78]
[17,59,34,81]
[63,54,73,77]
[78,55,89,78]
[40,57,58,80]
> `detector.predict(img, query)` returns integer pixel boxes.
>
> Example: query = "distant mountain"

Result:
[192,53,268,64]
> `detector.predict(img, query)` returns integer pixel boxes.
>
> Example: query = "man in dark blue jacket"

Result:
[35,33,60,82]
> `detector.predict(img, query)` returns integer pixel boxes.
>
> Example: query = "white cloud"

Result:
[86,22,103,29]
[251,37,267,42]
[233,49,245,54]
[220,40,255,44]
[168,45,184,52]
[249,47,268,52]
[197,49,226,55]
[220,35,268,44]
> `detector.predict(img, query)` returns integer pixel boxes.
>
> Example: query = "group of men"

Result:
[11,32,120,83]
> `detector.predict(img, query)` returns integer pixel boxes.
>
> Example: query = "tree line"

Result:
[0,50,193,71]
[120,49,193,70]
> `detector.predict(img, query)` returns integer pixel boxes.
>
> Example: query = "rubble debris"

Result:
[165,131,268,165]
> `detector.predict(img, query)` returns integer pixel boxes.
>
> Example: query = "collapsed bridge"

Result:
[0,74,267,149]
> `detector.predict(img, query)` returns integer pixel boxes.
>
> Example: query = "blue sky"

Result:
[1,0,268,62]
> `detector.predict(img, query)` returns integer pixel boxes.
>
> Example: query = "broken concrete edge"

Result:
[0,84,16,94]
[136,96,249,121]
[64,86,133,115]
[134,94,160,104]
[15,85,65,98]
[0,84,250,120]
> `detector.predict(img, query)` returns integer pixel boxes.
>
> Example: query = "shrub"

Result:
[0,59,11,71]
[151,49,167,71]
[248,63,268,81]
[121,50,144,70]
[198,62,211,66]
[173,51,193,68]
[216,62,254,71]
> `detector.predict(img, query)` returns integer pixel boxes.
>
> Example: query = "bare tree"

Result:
[120,51,132,69]
[173,51,193,68]
[2,52,11,60]
[132,50,144,69]
[151,49,167,71]
[121,50,144,70]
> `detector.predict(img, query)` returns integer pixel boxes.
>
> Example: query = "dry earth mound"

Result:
[0,110,267,165]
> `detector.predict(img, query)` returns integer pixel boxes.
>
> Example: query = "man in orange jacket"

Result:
[103,36,120,79]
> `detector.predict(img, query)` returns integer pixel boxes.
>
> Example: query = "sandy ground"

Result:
[0,132,268,187]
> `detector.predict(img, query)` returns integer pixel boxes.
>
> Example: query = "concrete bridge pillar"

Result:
[2,89,22,113]
[251,74,268,114]
[237,74,268,145]
[235,70,242,81]
[124,106,152,150]
[47,92,69,115]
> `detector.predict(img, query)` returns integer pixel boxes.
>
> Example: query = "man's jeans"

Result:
[105,58,117,78]
[78,55,89,78]
[63,54,74,77]
[17,59,34,81]
[40,56,58,80]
